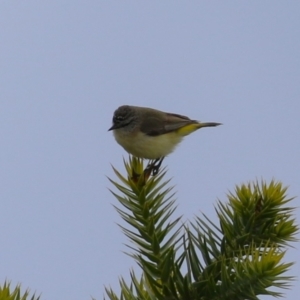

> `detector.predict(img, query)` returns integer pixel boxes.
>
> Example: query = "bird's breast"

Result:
[113,129,183,159]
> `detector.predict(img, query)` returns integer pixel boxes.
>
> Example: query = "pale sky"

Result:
[1,1,299,299]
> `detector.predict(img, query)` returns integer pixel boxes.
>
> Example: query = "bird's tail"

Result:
[196,122,222,128]
[177,121,221,136]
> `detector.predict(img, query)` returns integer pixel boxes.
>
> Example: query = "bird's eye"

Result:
[114,115,124,122]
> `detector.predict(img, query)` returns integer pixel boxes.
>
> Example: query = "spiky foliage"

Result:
[0,282,40,300]
[106,157,298,300]
[106,157,182,300]
[187,181,298,300]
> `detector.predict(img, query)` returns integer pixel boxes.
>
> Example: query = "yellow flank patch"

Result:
[176,123,201,136]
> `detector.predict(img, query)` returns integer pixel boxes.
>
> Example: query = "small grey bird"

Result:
[109,105,221,161]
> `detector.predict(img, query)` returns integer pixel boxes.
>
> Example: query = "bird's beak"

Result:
[108,124,116,131]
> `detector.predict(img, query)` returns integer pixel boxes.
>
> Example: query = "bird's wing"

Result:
[140,112,196,136]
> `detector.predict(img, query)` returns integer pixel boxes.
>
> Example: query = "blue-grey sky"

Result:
[1,1,299,299]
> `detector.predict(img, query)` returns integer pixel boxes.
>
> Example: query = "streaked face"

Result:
[108,105,135,131]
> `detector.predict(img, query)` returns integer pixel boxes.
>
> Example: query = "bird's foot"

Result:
[152,157,164,175]
[144,157,164,176]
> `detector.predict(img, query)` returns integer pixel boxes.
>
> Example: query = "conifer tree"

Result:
[106,157,298,300]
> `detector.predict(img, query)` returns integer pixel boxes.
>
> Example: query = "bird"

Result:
[109,105,221,174]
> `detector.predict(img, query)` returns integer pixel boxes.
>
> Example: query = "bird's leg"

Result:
[145,157,164,176]
[151,157,164,176]
[144,160,155,177]
[144,157,164,177]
